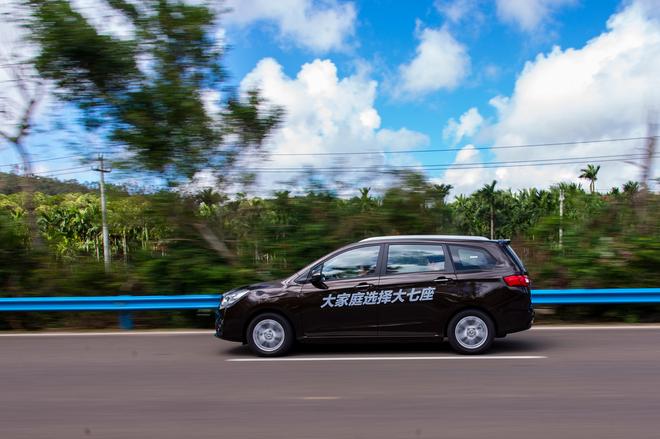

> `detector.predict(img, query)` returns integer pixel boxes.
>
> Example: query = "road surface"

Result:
[2,326,660,438]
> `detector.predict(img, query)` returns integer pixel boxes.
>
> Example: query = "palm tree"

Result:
[579,164,600,194]
[196,188,225,207]
[358,187,372,212]
[622,181,640,196]
[428,183,453,205]
[478,180,497,239]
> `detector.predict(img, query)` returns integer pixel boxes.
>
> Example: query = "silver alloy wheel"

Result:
[454,315,488,350]
[252,319,285,352]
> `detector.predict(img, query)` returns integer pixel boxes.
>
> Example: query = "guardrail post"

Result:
[119,311,133,330]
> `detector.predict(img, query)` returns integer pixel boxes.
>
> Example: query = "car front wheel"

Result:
[247,313,294,357]
[448,310,494,355]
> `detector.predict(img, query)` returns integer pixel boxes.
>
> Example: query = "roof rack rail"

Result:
[360,235,489,243]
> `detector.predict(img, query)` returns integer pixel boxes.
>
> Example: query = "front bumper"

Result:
[215,309,223,338]
[214,307,245,342]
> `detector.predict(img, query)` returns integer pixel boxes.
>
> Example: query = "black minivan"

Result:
[216,235,534,356]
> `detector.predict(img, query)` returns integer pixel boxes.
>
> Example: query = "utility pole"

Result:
[558,189,564,248]
[93,155,111,272]
[640,117,657,193]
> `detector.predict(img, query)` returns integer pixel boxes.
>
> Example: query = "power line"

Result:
[13,151,656,180]
[12,165,92,178]
[47,153,654,180]
[39,170,94,178]
[0,154,85,169]
[3,135,648,170]
[0,150,116,169]
[223,152,654,173]
[263,136,658,157]
[210,154,658,175]
[1,136,653,172]
[0,61,33,68]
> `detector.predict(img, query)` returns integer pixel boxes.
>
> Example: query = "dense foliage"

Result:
[0,171,657,288]
[1,170,658,328]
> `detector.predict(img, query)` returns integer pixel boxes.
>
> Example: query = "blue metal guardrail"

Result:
[0,295,221,330]
[0,289,659,329]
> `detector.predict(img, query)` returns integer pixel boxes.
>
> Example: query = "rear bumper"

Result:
[501,304,534,335]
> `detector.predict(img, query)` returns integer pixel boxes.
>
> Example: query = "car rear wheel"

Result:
[247,313,294,357]
[447,310,494,355]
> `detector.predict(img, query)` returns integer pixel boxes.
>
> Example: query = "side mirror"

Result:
[310,272,327,289]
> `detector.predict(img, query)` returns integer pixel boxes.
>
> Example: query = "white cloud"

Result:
[483,63,501,80]
[376,128,430,151]
[495,0,577,32]
[396,25,470,98]
[70,0,136,41]
[443,0,660,193]
[235,57,429,194]
[201,88,222,119]
[436,144,491,195]
[224,0,356,53]
[443,107,484,144]
[435,0,481,23]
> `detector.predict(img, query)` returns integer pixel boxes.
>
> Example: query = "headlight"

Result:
[219,289,249,309]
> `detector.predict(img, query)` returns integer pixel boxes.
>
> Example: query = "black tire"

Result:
[246,313,294,357]
[447,309,495,355]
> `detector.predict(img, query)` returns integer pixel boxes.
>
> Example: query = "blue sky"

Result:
[1,0,658,195]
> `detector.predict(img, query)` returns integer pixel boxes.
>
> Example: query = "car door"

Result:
[298,244,382,338]
[377,242,457,337]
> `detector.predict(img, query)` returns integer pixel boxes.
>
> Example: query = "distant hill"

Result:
[0,172,94,195]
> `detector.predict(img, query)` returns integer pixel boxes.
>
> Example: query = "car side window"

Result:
[321,246,380,281]
[449,245,499,271]
[386,244,446,275]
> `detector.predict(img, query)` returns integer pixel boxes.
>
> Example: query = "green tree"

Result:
[358,187,376,213]
[28,0,282,184]
[579,164,601,194]
[477,180,498,239]
[27,0,282,261]
[427,184,453,205]
[623,181,640,196]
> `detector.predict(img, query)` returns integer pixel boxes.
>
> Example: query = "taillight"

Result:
[503,274,530,287]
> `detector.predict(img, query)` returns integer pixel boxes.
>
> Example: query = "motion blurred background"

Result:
[0,0,658,330]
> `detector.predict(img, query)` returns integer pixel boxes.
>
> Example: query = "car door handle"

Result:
[354,282,375,290]
[434,276,452,283]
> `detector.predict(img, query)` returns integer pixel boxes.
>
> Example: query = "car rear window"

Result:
[503,244,527,273]
[449,244,508,272]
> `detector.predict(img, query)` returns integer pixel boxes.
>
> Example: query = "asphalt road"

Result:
[2,326,660,439]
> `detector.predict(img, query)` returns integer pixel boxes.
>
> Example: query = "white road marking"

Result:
[227,355,547,362]
[0,330,213,337]
[1,324,660,337]
[531,325,660,330]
